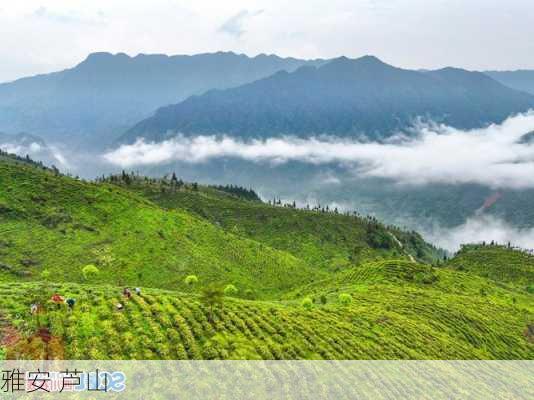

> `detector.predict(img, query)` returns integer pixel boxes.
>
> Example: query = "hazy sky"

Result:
[1,0,534,82]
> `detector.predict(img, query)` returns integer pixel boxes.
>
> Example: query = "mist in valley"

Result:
[4,112,534,252]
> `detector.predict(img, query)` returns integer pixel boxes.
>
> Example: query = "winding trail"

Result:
[389,232,416,262]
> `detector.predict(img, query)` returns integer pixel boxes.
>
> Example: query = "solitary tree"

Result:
[223,284,238,297]
[184,275,199,287]
[201,285,224,322]
[338,293,352,305]
[301,297,313,310]
[82,264,100,281]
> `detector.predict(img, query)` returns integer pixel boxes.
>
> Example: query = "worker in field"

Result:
[135,287,141,295]
[51,293,64,309]
[66,298,76,312]
[123,288,132,299]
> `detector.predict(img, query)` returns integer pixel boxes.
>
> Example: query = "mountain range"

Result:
[1,52,534,148]
[485,70,534,95]
[0,52,322,146]
[122,55,534,142]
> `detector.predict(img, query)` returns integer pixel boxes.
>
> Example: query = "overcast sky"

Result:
[1,0,533,83]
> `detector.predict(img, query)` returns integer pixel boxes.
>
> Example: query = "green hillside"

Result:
[1,262,531,360]
[0,157,321,298]
[0,156,532,360]
[446,244,534,288]
[104,174,441,269]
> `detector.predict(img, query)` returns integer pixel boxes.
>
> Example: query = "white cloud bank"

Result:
[104,111,534,189]
[425,215,534,252]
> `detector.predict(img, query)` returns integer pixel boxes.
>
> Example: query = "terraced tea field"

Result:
[0,155,532,360]
[446,244,534,287]
[1,261,532,360]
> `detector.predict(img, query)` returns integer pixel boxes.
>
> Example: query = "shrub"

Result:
[200,285,224,322]
[224,284,238,296]
[413,271,438,285]
[301,297,313,310]
[184,275,199,286]
[82,264,100,281]
[338,293,352,305]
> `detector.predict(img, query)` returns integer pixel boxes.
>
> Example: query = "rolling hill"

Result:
[0,154,532,360]
[122,56,534,143]
[0,154,436,297]
[104,174,442,268]
[0,52,322,146]
[445,244,534,287]
[0,155,324,298]
[2,257,532,360]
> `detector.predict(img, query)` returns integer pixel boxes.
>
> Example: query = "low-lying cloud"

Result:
[0,141,70,169]
[104,111,534,189]
[425,215,534,252]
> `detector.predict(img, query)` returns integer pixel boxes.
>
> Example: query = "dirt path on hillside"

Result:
[388,233,416,262]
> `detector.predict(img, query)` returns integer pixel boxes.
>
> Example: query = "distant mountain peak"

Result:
[0,51,319,146]
[317,55,396,77]
[356,55,386,64]
[121,54,534,143]
[83,51,128,61]
[325,55,392,69]
[77,52,131,69]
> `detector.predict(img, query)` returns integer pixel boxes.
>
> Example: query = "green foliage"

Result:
[446,244,534,287]
[120,175,441,271]
[0,160,319,299]
[40,269,51,281]
[366,224,394,250]
[184,275,199,286]
[338,293,352,305]
[201,285,225,322]
[208,185,261,202]
[0,159,532,361]
[82,264,99,281]
[223,284,238,296]
[0,274,532,360]
[301,297,313,310]
[413,271,438,285]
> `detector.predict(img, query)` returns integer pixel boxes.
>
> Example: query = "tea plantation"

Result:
[0,154,532,359]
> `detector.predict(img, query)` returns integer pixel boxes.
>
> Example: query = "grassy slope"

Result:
[0,159,323,298]
[1,273,531,359]
[445,244,534,287]
[116,178,441,270]
[0,158,532,360]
